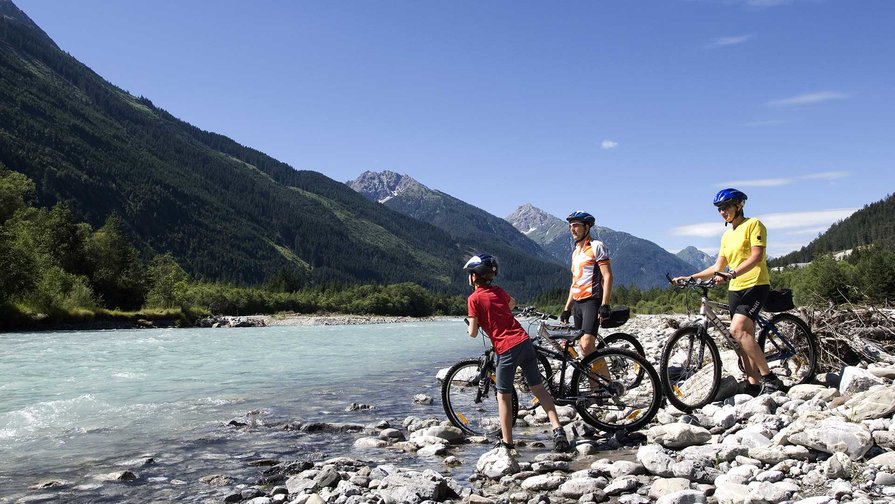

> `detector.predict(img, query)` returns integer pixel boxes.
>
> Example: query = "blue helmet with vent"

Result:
[566,211,595,226]
[713,188,748,207]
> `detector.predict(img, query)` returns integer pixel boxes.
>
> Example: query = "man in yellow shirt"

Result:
[673,188,784,396]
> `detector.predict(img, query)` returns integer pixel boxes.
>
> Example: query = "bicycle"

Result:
[659,273,818,412]
[442,312,662,436]
[518,306,646,359]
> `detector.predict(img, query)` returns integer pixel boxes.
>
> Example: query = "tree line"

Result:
[0,165,467,330]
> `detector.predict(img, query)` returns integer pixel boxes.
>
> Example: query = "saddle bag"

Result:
[600,306,630,329]
[764,288,795,313]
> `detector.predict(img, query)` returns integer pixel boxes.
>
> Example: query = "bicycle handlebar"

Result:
[516,306,557,320]
[666,272,718,290]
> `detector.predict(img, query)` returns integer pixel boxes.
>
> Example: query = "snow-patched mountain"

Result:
[346,170,421,204]
[507,204,696,289]
[347,172,566,293]
[676,246,716,271]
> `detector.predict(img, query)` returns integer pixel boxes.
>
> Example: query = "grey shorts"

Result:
[494,339,543,393]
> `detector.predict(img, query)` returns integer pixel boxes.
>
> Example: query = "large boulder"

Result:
[788,418,873,459]
[647,424,712,449]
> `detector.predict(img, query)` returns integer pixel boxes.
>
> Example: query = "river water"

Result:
[0,320,492,502]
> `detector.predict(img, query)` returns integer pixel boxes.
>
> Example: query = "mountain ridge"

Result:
[506,204,697,289]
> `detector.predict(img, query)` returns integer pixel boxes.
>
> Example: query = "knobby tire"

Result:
[660,326,722,412]
[569,347,661,433]
[441,358,518,436]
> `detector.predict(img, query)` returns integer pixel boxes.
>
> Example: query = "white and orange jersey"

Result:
[570,239,611,301]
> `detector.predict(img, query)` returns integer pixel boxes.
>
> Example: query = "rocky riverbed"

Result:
[12,314,895,503]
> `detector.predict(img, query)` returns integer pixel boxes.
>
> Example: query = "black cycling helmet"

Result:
[463,254,499,278]
[566,210,596,226]
[713,188,748,207]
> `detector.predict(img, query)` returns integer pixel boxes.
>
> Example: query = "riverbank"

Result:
[0,306,456,332]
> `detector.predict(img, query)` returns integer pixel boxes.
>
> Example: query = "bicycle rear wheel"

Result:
[570,348,661,433]
[602,332,645,357]
[441,358,518,436]
[603,332,646,386]
[758,313,817,387]
[660,326,721,412]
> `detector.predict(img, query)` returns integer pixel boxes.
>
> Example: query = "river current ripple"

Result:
[0,321,486,502]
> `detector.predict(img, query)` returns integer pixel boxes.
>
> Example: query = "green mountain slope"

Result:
[769,193,895,267]
[0,1,563,298]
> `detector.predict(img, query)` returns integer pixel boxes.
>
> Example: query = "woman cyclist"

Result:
[672,188,785,396]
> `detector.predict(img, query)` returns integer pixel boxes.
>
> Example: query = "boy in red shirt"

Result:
[464,254,570,453]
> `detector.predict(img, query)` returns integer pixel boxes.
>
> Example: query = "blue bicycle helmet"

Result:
[463,254,499,278]
[713,188,748,207]
[566,210,596,226]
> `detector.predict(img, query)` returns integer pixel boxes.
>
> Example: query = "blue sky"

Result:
[16,0,894,258]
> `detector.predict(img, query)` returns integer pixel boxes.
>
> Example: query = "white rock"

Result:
[656,489,706,504]
[520,473,565,491]
[647,423,712,449]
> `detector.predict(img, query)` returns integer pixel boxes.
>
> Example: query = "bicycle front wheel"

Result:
[441,358,518,436]
[660,326,722,412]
[569,348,661,433]
[759,313,817,387]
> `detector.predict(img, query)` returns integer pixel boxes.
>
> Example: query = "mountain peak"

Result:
[675,246,716,270]
[346,170,425,203]
[506,204,563,234]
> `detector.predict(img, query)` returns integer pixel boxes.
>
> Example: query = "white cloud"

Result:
[668,207,858,238]
[601,139,619,150]
[716,178,791,188]
[766,91,850,107]
[785,227,829,235]
[716,170,850,188]
[759,208,858,229]
[707,34,754,48]
[669,222,725,238]
[801,170,849,181]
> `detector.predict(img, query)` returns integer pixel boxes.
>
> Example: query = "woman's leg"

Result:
[730,313,771,384]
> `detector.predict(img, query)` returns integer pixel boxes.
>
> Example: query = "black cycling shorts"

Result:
[495,339,542,393]
[728,284,770,321]
[572,298,599,335]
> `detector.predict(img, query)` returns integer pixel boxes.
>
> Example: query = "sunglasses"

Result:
[717,203,736,212]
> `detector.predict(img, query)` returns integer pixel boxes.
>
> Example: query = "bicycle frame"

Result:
[528,322,620,407]
[684,282,801,368]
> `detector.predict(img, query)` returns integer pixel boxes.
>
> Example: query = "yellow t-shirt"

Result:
[719,217,770,290]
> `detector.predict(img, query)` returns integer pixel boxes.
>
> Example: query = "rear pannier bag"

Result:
[764,289,795,313]
[600,306,630,329]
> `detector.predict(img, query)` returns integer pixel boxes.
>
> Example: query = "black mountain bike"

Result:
[660,274,818,412]
[442,313,661,436]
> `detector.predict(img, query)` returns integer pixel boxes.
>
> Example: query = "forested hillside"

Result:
[0,1,559,300]
[770,193,895,267]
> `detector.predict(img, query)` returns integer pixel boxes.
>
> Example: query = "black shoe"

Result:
[759,373,786,395]
[552,427,570,453]
[743,382,761,397]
